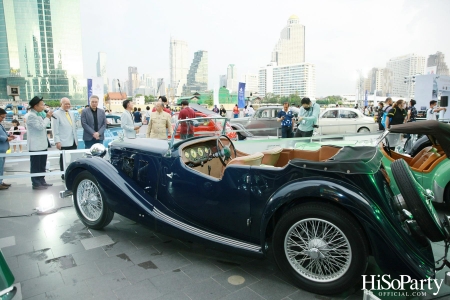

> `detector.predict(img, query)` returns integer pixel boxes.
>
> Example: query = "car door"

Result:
[159,155,252,240]
[245,108,279,136]
[338,109,359,133]
[318,110,338,134]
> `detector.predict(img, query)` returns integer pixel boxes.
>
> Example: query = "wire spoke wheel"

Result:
[273,204,368,295]
[285,218,352,282]
[73,171,114,229]
[77,179,103,221]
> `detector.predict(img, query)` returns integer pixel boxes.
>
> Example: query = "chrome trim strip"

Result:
[151,208,261,253]
[433,180,445,204]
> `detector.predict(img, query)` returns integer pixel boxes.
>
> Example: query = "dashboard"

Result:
[183,145,213,164]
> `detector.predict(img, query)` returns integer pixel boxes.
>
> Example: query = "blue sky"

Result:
[80,0,450,97]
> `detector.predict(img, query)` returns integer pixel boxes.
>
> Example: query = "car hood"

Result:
[110,138,170,156]
[230,117,252,123]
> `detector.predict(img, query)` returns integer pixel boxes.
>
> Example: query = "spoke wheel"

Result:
[273,203,368,295]
[77,179,103,222]
[284,218,352,283]
[73,171,114,229]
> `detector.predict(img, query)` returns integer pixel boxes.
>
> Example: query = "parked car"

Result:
[230,106,300,139]
[76,128,119,149]
[61,116,449,295]
[0,250,16,299]
[317,108,378,134]
[170,111,237,141]
[378,120,450,208]
[106,115,121,128]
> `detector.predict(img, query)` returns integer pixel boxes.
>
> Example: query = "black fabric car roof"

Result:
[389,121,450,157]
[289,146,383,174]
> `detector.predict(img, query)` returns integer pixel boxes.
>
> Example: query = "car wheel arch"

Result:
[263,195,372,256]
[65,167,88,190]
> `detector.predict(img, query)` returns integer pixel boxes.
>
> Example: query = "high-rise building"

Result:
[111,78,118,93]
[226,64,238,92]
[258,62,315,98]
[219,75,227,88]
[128,66,139,96]
[96,52,108,94]
[427,51,449,76]
[386,53,426,97]
[140,74,156,96]
[156,78,165,96]
[242,73,258,97]
[271,15,305,66]
[184,50,208,95]
[0,0,85,100]
[169,38,189,96]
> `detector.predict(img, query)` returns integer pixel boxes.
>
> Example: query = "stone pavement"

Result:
[1,157,450,299]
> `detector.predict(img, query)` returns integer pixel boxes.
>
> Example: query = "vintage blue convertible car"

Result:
[60,117,450,295]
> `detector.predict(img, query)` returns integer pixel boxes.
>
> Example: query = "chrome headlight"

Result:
[90,143,107,157]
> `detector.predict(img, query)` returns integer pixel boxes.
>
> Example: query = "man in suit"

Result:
[53,97,77,180]
[0,108,16,190]
[27,96,54,190]
[121,100,141,139]
[81,95,107,149]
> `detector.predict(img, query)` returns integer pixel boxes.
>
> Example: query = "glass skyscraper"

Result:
[183,50,208,95]
[0,0,84,101]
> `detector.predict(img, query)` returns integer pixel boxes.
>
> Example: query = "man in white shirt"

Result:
[52,97,77,180]
[427,100,446,120]
[121,100,141,139]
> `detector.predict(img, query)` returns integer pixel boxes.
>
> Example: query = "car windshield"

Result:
[170,117,228,145]
[375,130,390,145]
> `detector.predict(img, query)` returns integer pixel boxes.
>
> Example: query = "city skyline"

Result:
[79,0,450,97]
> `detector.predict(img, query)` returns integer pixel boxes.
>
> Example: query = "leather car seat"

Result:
[226,152,264,167]
[261,146,283,166]
[411,148,441,171]
[409,146,432,167]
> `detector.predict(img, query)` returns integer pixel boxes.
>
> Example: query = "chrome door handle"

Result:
[167,172,173,178]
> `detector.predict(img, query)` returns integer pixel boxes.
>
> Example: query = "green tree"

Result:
[144,95,155,104]
[204,94,213,107]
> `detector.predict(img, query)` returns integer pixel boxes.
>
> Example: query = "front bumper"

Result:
[59,190,73,198]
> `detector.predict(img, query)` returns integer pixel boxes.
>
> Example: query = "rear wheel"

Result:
[73,170,114,229]
[357,127,370,133]
[391,159,445,242]
[273,203,369,295]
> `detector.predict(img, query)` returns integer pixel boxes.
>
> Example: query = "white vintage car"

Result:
[317,108,378,134]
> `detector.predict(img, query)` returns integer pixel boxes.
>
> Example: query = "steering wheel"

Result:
[216,135,237,166]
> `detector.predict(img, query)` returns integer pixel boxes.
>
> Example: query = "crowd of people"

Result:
[0,93,448,191]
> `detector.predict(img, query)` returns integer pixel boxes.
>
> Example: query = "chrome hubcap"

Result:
[284,218,352,282]
[76,179,103,222]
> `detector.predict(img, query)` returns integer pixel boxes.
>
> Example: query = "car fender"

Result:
[428,160,450,203]
[260,179,375,241]
[259,178,435,280]
[65,157,157,221]
[230,123,254,137]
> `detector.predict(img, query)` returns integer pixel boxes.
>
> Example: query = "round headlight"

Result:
[90,143,107,157]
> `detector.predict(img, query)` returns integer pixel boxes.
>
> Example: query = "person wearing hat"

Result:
[27,96,54,190]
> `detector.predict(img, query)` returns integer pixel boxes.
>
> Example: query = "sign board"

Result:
[87,77,105,108]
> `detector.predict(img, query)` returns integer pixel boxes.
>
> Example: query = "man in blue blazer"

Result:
[0,108,16,190]
[81,95,107,149]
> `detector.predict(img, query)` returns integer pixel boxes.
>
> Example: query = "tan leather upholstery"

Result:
[261,146,283,166]
[226,152,264,166]
[410,146,432,167]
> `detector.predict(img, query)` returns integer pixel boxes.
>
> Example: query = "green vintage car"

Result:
[0,250,16,300]
[379,121,450,208]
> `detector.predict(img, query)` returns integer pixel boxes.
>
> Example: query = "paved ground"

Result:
[1,155,450,300]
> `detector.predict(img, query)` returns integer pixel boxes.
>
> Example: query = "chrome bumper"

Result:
[59,190,73,198]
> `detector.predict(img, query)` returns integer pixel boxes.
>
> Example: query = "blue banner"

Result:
[364,90,368,106]
[87,79,93,105]
[238,82,246,108]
